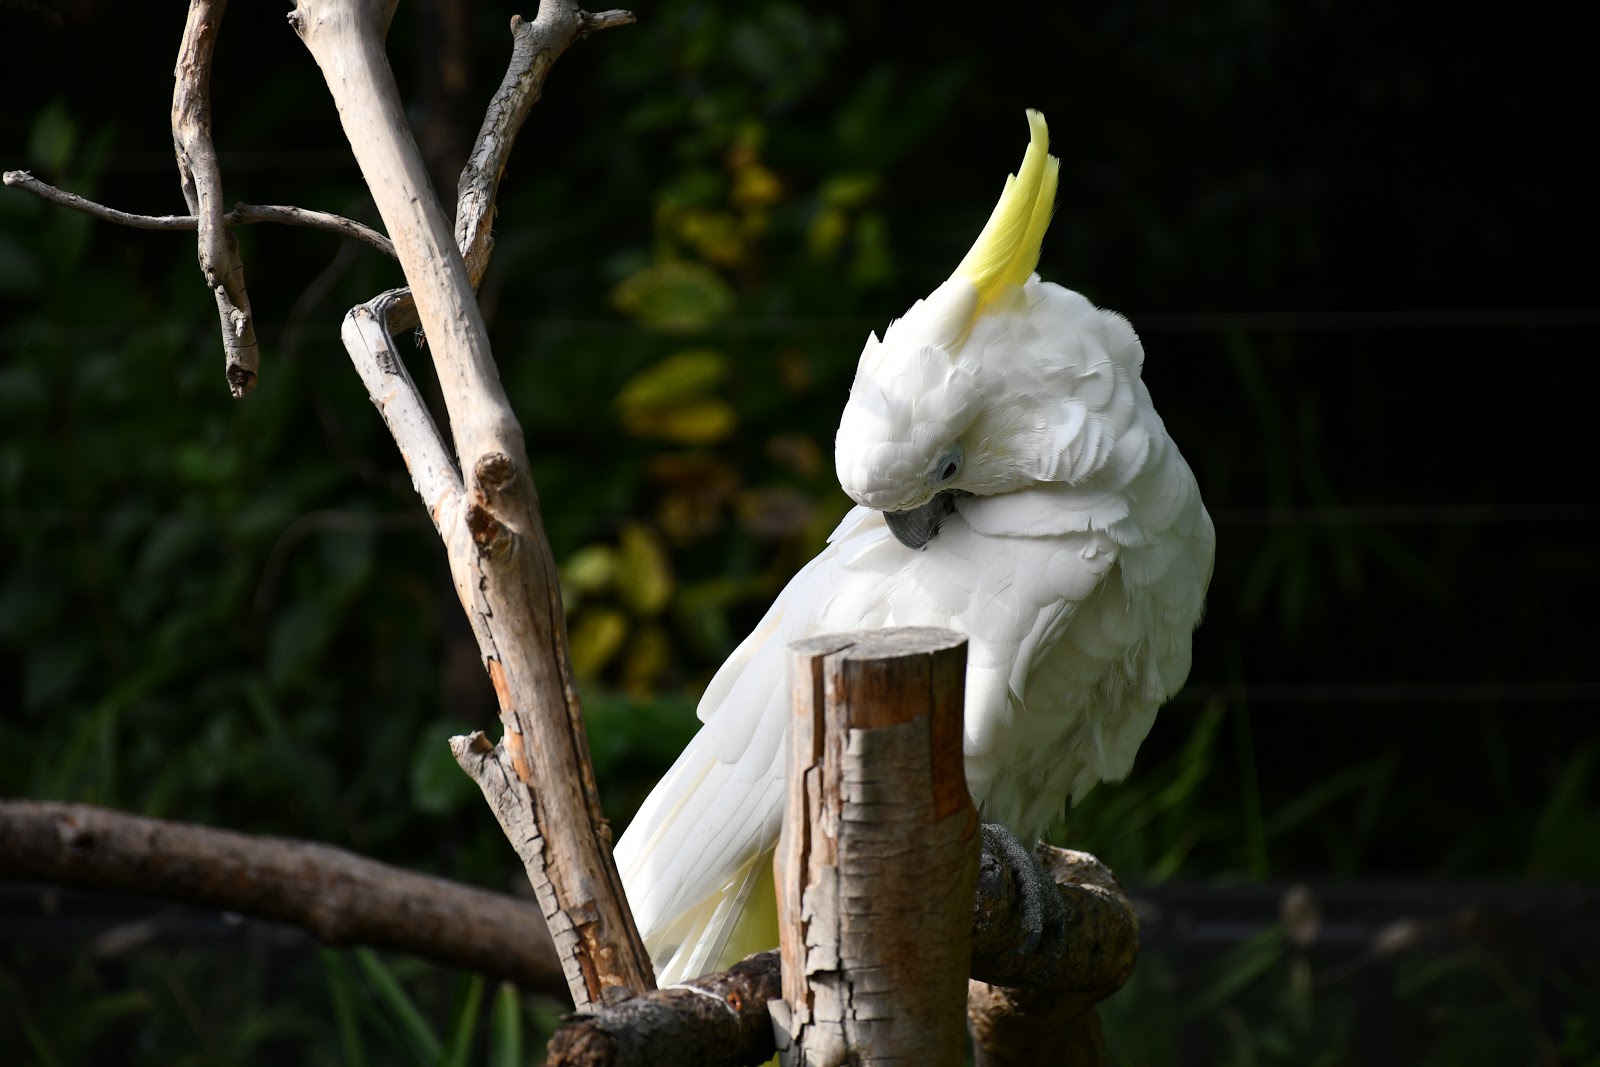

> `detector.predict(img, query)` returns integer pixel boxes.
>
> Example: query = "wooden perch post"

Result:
[543,838,1140,1067]
[772,628,978,1067]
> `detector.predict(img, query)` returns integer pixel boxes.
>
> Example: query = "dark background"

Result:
[1,1,1596,1064]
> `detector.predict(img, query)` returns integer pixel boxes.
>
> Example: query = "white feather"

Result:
[616,274,1214,983]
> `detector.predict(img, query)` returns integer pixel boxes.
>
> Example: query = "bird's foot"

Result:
[978,822,1067,968]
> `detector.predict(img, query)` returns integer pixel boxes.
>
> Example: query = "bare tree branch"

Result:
[341,290,466,526]
[289,0,652,1009]
[455,7,636,285]
[230,202,396,257]
[171,0,259,397]
[2,170,398,259]
[0,801,566,995]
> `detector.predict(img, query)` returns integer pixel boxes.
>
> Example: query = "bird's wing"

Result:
[617,467,1210,979]
[955,429,1213,838]
[614,505,899,980]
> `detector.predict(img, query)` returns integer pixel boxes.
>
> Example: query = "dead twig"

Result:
[171,0,259,397]
[454,7,635,285]
[2,170,397,259]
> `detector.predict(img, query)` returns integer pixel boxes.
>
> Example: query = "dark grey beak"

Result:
[883,490,959,550]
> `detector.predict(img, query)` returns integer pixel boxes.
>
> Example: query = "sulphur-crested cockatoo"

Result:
[616,110,1214,984]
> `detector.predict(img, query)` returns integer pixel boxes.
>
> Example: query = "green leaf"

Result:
[819,173,880,209]
[353,949,441,1067]
[443,974,486,1067]
[488,984,523,1067]
[320,950,369,1067]
[1181,926,1285,1020]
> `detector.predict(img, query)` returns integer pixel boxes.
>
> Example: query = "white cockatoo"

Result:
[616,110,1214,984]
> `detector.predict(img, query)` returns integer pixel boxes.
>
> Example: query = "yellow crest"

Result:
[951,109,1060,307]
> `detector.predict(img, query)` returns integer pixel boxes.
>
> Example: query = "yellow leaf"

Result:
[732,163,782,208]
[561,545,617,596]
[819,173,880,209]
[616,522,673,616]
[616,350,727,414]
[569,609,628,679]
[622,399,737,444]
[677,210,744,267]
[623,624,672,696]
[611,261,735,331]
[807,207,847,258]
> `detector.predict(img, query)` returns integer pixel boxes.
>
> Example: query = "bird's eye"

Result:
[928,444,964,487]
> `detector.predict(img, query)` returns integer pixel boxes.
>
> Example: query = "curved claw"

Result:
[980,822,1068,966]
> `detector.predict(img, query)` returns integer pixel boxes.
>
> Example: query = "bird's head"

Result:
[835,110,1062,548]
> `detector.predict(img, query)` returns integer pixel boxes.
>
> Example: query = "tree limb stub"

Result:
[774,628,978,1067]
[291,0,652,1007]
[0,801,566,994]
[1,171,399,259]
[172,0,260,397]
[544,841,1138,1067]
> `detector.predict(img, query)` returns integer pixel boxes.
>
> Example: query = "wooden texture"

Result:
[772,628,978,1067]
[171,0,259,396]
[0,801,565,994]
[967,848,1140,1067]
[544,951,782,1067]
[454,8,633,288]
[290,0,652,1008]
[542,840,1141,1066]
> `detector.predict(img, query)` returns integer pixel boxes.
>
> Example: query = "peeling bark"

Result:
[773,628,978,1067]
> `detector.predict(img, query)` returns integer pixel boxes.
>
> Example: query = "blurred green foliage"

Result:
[1,0,1596,1063]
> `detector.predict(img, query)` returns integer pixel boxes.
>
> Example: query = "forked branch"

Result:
[289,0,650,1009]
